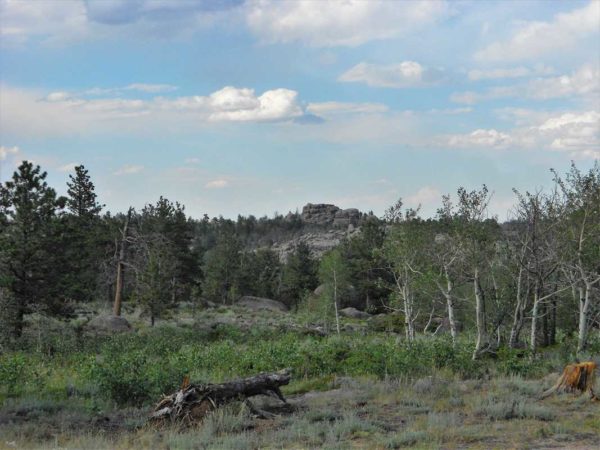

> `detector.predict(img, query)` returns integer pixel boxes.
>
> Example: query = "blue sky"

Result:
[0,0,598,219]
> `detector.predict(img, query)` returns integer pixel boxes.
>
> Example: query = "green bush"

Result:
[0,353,28,396]
[89,347,186,406]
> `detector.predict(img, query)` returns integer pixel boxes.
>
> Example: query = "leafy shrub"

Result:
[0,353,28,396]
[89,346,186,406]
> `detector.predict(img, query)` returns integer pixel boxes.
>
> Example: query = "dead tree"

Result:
[113,207,133,316]
[149,369,292,425]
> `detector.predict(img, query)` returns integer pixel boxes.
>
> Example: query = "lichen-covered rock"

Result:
[340,307,371,319]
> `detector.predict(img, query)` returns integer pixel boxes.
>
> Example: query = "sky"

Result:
[0,0,598,220]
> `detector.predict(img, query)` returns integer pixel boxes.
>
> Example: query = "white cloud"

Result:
[448,129,512,148]
[246,0,448,47]
[208,87,303,122]
[452,65,600,104]
[185,157,201,164]
[538,111,600,155]
[0,145,19,160]
[526,65,599,99]
[405,186,442,208]
[307,101,389,115]
[445,110,600,160]
[339,61,444,88]
[0,0,242,46]
[114,164,144,176]
[467,65,553,81]
[0,84,310,137]
[58,162,79,172]
[46,91,72,102]
[205,179,229,189]
[0,0,88,45]
[475,1,600,62]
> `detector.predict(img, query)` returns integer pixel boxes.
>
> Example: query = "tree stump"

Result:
[541,362,597,400]
[149,369,292,425]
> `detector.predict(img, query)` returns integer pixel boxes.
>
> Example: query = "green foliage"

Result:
[0,161,68,336]
[0,353,28,396]
[280,242,318,308]
[89,346,186,406]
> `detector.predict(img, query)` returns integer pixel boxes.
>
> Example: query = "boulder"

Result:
[340,307,371,320]
[313,284,327,296]
[86,315,131,333]
[236,296,289,313]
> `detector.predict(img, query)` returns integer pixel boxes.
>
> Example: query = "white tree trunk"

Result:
[530,289,540,353]
[444,269,458,345]
[509,268,525,348]
[403,284,415,342]
[577,284,591,352]
[472,268,488,359]
[333,269,340,335]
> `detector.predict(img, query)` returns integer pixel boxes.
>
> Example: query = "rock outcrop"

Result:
[301,203,361,228]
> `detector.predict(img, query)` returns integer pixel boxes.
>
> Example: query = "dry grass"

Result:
[1,374,599,450]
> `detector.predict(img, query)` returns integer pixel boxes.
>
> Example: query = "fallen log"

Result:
[149,369,292,425]
[540,361,597,400]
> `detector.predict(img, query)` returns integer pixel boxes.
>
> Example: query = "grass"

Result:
[1,307,600,449]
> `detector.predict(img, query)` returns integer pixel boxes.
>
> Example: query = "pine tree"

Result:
[66,165,103,218]
[62,165,104,303]
[280,242,318,308]
[0,161,65,337]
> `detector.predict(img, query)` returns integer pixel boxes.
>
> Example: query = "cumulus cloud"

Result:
[0,145,20,160]
[452,65,599,104]
[339,61,444,88]
[205,178,229,189]
[445,110,600,159]
[114,164,144,176]
[246,0,447,47]
[0,84,311,137]
[474,1,600,62]
[526,65,599,99]
[538,111,600,155]
[207,87,303,122]
[448,129,512,148]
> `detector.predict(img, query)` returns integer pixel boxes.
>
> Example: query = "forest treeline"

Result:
[0,161,598,358]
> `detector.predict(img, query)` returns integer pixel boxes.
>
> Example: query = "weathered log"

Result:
[541,361,597,400]
[149,369,292,424]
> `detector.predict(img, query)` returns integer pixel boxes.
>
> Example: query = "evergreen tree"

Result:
[280,242,318,308]
[135,197,198,309]
[62,165,104,303]
[66,165,103,218]
[202,224,243,304]
[0,161,65,337]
